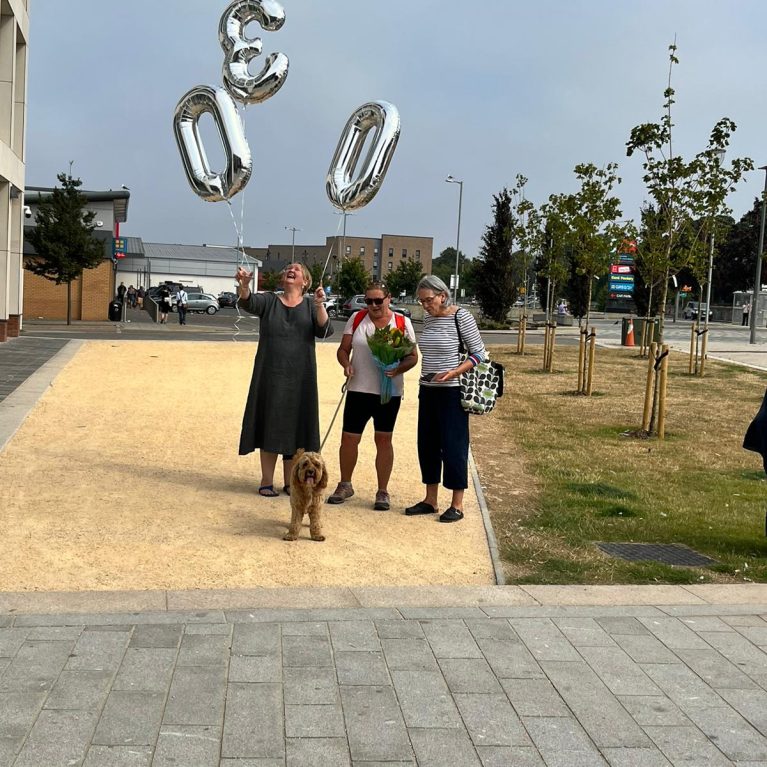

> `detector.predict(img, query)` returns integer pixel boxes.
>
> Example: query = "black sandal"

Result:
[439,507,464,523]
[258,485,279,497]
[405,501,437,516]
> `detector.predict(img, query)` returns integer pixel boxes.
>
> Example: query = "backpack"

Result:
[351,309,406,334]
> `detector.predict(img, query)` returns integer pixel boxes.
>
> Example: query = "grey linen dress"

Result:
[238,291,333,456]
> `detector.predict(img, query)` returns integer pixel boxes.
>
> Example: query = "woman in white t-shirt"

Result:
[328,282,418,510]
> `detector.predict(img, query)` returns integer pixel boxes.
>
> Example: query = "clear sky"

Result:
[25,1,767,260]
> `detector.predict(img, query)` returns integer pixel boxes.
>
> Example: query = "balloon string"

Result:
[227,200,255,343]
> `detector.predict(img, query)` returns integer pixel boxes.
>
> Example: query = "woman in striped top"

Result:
[405,275,486,523]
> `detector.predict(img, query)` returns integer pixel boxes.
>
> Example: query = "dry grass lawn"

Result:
[471,342,767,584]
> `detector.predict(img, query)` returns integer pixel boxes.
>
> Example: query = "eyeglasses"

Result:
[364,297,385,306]
[418,295,439,305]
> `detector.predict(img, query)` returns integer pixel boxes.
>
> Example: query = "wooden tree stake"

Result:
[657,344,670,440]
[642,341,657,432]
[586,327,597,396]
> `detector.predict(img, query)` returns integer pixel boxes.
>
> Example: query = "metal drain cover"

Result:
[597,542,718,567]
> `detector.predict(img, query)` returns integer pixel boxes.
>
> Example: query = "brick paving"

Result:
[0,600,766,766]
[0,337,68,403]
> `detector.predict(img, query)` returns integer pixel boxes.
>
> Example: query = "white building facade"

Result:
[0,0,28,341]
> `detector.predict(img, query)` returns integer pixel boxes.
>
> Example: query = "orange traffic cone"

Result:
[625,318,635,347]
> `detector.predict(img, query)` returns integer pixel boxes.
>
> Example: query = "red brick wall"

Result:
[23,260,114,320]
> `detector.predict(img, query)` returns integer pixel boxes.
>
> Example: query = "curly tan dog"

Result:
[283,449,329,541]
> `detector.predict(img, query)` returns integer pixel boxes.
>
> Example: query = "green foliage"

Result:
[335,257,371,300]
[535,194,572,315]
[432,247,465,287]
[626,43,753,336]
[259,270,281,291]
[717,200,761,300]
[384,256,423,298]
[25,172,105,285]
[567,162,624,324]
[305,260,325,292]
[474,188,517,322]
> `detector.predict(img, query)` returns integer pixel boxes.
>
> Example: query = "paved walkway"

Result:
[0,586,766,766]
[2,334,767,765]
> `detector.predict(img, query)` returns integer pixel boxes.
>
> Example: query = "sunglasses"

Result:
[364,297,385,306]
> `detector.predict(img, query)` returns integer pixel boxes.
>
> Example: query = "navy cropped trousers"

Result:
[417,385,469,490]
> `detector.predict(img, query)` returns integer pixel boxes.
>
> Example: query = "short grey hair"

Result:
[417,275,452,305]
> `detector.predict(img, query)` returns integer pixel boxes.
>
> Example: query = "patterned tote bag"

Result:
[454,311,504,414]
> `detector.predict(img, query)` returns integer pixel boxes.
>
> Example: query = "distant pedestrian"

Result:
[158,284,171,324]
[117,282,126,302]
[137,286,145,309]
[176,287,188,326]
[742,300,751,327]
[127,285,136,308]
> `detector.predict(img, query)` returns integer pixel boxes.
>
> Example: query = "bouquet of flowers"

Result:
[367,326,415,403]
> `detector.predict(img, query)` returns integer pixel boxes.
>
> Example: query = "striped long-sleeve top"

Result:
[419,308,486,387]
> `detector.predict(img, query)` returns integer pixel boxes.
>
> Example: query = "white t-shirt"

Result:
[343,311,416,397]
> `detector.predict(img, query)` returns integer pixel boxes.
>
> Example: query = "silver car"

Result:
[186,292,220,314]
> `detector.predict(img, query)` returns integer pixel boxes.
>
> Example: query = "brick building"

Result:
[23,187,131,321]
[248,233,433,284]
[0,0,29,342]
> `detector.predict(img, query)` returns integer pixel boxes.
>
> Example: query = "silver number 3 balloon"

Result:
[326,101,401,212]
[219,0,289,105]
[174,0,288,202]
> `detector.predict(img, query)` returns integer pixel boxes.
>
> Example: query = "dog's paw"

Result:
[311,534,326,542]
[283,532,298,541]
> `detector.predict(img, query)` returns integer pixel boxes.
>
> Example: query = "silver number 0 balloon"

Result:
[219,0,289,105]
[173,86,253,203]
[326,101,401,212]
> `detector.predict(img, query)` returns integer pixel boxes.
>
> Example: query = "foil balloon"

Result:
[326,101,401,212]
[219,0,289,105]
[173,85,252,202]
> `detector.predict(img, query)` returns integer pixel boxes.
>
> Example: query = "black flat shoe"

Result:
[439,507,464,523]
[405,501,437,516]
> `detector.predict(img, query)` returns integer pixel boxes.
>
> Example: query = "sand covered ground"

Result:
[0,341,494,591]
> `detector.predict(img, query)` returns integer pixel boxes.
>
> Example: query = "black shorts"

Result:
[342,391,402,435]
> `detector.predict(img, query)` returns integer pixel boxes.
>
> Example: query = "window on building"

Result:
[373,261,378,270]
[415,250,421,259]
[345,245,351,254]
[360,246,365,255]
[388,248,393,257]
[402,249,407,259]
[388,261,393,271]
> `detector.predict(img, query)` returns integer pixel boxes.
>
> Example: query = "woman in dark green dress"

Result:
[234,262,332,496]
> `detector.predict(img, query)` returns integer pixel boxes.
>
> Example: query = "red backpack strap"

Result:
[351,309,369,334]
[394,312,405,332]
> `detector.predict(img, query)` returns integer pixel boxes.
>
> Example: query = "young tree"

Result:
[626,43,752,341]
[474,188,516,322]
[567,162,624,326]
[335,257,371,299]
[384,257,423,299]
[536,193,572,320]
[25,172,106,325]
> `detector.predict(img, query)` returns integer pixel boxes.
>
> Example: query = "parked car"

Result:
[186,292,220,314]
[218,291,238,308]
[683,301,712,321]
[324,297,339,318]
[341,295,412,319]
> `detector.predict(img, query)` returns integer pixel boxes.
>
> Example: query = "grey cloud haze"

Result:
[26,1,767,259]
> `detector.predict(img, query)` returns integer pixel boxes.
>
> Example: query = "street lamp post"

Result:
[285,226,300,262]
[703,149,726,336]
[446,175,463,303]
[750,166,767,345]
